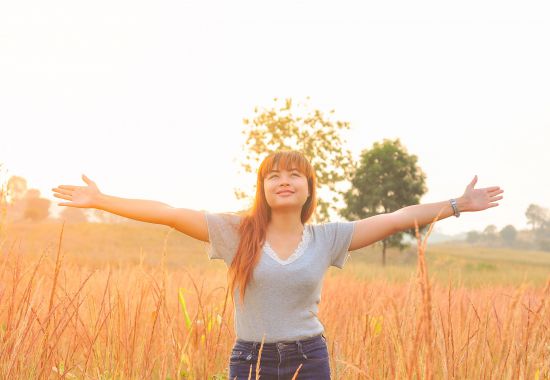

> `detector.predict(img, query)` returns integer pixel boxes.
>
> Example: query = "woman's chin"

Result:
[269,202,305,212]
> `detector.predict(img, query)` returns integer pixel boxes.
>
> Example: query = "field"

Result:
[0,221,549,379]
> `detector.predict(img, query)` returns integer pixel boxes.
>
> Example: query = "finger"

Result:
[52,188,73,196]
[489,203,499,207]
[469,175,478,188]
[485,186,501,192]
[82,174,95,186]
[490,196,503,201]
[58,185,79,190]
[54,193,72,201]
[487,190,504,197]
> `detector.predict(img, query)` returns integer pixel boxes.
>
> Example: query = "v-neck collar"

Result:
[264,225,311,265]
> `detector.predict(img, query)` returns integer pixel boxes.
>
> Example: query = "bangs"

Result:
[259,151,313,179]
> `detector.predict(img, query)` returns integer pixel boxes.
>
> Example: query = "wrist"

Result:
[92,193,106,209]
[456,196,470,213]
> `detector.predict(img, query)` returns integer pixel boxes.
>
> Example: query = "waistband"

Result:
[235,332,325,347]
[234,333,326,360]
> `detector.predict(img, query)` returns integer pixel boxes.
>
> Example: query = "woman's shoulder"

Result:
[308,219,355,228]
[205,211,243,224]
[308,219,355,237]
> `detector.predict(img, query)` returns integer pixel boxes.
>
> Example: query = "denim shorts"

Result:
[228,333,331,380]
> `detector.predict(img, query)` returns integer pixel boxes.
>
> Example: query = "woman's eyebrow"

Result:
[269,167,300,173]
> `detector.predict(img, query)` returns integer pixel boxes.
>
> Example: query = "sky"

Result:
[1,0,549,235]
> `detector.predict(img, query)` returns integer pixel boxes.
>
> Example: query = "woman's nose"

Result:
[280,176,291,185]
[279,179,289,187]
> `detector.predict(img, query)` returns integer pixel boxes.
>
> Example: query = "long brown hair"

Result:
[228,151,317,306]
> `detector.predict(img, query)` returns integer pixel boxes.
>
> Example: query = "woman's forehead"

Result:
[261,153,311,177]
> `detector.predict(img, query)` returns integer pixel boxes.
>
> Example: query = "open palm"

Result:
[51,174,101,208]
[462,175,504,212]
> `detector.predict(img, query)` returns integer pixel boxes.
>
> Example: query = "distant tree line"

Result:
[466,203,550,251]
[3,98,429,266]
[6,97,544,265]
[1,175,128,224]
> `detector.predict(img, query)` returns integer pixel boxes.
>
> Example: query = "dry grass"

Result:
[0,221,549,379]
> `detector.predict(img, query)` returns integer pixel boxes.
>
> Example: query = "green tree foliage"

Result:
[483,224,498,245]
[499,224,517,246]
[466,230,481,244]
[237,97,354,222]
[525,204,548,231]
[340,138,428,266]
[534,220,550,251]
[524,204,550,251]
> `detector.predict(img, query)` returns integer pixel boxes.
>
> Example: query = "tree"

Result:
[499,224,517,246]
[5,175,28,222]
[534,220,550,251]
[237,97,354,222]
[483,224,498,245]
[525,204,548,231]
[7,175,27,203]
[23,189,51,222]
[340,138,428,266]
[466,230,481,244]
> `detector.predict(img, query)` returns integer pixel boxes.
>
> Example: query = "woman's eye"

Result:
[292,173,299,177]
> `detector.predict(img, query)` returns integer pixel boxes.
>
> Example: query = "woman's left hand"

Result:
[461,175,504,212]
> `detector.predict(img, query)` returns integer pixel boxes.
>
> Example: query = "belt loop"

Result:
[296,339,308,360]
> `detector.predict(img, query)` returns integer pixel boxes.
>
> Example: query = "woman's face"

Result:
[263,166,310,212]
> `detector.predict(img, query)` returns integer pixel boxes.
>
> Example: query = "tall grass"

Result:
[0,220,548,379]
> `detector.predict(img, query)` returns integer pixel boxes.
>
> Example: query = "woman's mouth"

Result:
[277,190,294,196]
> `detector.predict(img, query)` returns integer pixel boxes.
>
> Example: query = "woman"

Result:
[51,150,503,379]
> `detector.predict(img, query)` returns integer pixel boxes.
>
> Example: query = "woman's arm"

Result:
[348,175,504,251]
[52,174,208,241]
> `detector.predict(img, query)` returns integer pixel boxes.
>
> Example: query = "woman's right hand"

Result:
[52,174,102,208]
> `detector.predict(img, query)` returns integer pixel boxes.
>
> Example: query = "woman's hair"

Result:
[228,150,317,306]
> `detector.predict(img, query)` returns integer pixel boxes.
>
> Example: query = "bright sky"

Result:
[1,1,549,235]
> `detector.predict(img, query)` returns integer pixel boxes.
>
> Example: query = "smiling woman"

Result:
[51,149,503,379]
[264,167,310,210]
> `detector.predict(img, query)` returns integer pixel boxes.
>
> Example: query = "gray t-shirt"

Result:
[204,212,356,343]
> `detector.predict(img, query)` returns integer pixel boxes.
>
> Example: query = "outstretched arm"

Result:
[348,175,504,251]
[52,174,209,241]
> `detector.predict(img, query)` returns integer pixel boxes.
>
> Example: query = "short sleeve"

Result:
[325,221,356,269]
[204,212,242,265]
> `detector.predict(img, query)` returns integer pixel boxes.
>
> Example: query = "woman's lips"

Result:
[277,190,294,196]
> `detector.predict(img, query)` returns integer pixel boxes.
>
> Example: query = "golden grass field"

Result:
[0,221,549,379]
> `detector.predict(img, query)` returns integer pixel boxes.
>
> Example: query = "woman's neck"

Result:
[268,210,303,234]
